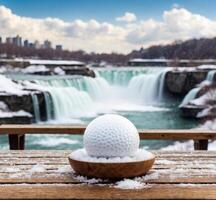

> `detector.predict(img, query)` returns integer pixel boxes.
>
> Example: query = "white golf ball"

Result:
[83,114,140,157]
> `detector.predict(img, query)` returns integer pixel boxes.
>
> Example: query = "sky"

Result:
[0,0,216,53]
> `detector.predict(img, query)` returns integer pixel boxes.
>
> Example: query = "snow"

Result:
[0,75,29,96]
[197,108,211,118]
[54,67,65,75]
[0,110,32,118]
[0,101,8,111]
[4,167,21,173]
[197,65,216,69]
[22,65,49,73]
[29,164,46,175]
[114,179,147,189]
[56,166,73,174]
[27,59,85,66]
[69,148,154,163]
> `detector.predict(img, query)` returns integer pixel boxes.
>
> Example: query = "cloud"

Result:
[116,12,137,23]
[0,5,216,53]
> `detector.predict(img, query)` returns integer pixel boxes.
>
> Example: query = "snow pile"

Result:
[71,171,159,189]
[21,80,47,91]
[0,101,31,118]
[198,119,216,130]
[54,67,65,75]
[114,179,147,189]
[0,101,9,111]
[56,166,73,174]
[29,164,46,175]
[28,59,84,66]
[197,65,216,70]
[191,89,216,106]
[70,148,154,163]
[4,167,21,173]
[0,110,32,118]
[22,65,49,74]
[0,75,29,95]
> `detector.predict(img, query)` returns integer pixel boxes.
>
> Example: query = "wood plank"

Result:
[0,184,216,199]
[0,125,216,140]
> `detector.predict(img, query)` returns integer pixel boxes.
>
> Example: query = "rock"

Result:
[61,66,95,77]
[179,104,208,118]
[165,70,207,96]
[0,115,33,124]
[0,94,34,114]
[0,91,49,123]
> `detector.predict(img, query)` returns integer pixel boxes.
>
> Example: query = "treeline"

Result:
[1,37,216,64]
[130,37,216,59]
[0,43,129,65]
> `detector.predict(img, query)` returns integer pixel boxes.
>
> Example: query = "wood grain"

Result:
[0,150,215,199]
[0,125,216,140]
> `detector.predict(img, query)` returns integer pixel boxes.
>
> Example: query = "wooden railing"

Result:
[0,125,216,150]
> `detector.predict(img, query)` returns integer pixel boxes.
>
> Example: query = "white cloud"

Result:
[0,5,216,53]
[116,12,137,23]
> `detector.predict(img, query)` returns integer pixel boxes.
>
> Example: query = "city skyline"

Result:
[0,35,62,50]
[0,1,216,53]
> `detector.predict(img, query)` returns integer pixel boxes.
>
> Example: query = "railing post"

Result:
[194,139,208,150]
[8,134,25,150]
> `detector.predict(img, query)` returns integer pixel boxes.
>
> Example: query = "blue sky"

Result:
[0,0,215,22]
[0,0,216,53]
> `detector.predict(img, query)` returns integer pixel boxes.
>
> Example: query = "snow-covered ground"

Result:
[0,101,31,118]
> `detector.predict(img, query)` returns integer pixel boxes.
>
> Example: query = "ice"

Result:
[69,148,154,163]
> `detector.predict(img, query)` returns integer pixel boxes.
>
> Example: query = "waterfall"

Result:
[43,92,53,120]
[46,87,96,119]
[206,70,216,82]
[31,93,41,123]
[180,70,216,107]
[179,88,200,107]
[13,67,168,121]
[158,70,168,101]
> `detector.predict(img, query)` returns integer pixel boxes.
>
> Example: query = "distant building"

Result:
[12,35,22,46]
[24,40,29,48]
[43,40,52,49]
[34,40,41,49]
[56,45,62,51]
[6,37,13,44]
[29,43,35,48]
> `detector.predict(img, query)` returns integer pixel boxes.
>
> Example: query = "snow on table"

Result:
[0,150,215,199]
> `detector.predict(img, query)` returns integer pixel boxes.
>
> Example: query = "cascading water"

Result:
[180,70,216,106]
[31,93,41,123]
[12,67,169,122]
[179,88,200,107]
[206,70,216,82]
[43,92,53,120]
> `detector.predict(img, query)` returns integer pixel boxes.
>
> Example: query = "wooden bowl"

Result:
[68,154,155,179]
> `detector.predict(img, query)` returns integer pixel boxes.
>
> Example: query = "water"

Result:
[31,93,41,123]
[206,70,216,82]
[1,67,198,150]
[180,70,216,106]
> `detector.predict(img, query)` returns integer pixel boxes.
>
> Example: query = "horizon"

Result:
[0,0,216,53]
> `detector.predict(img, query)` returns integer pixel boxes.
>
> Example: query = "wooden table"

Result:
[0,150,216,199]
